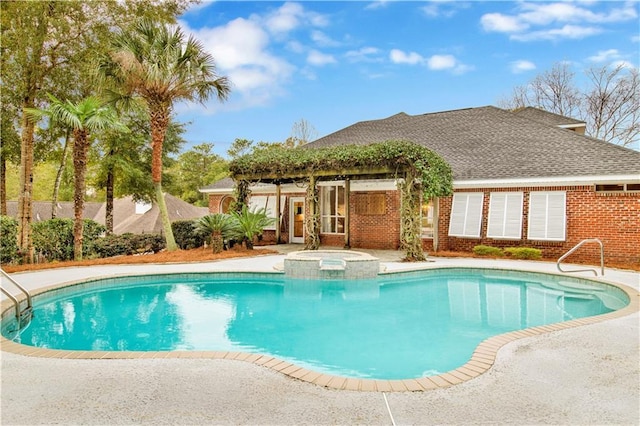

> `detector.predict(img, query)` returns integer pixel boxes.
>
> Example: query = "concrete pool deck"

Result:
[1,246,639,425]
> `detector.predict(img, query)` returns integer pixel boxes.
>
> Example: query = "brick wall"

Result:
[437,186,639,265]
[345,191,401,249]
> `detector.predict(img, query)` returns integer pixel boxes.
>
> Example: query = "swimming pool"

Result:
[1,268,629,382]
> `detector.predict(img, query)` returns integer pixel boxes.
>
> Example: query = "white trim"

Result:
[289,197,305,244]
[454,174,640,189]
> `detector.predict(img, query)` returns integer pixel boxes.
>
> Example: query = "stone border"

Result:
[2,269,638,392]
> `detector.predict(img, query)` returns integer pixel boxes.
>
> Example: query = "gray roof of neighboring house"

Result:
[200,177,235,192]
[5,195,209,235]
[94,194,209,235]
[4,201,103,222]
[512,106,586,127]
[305,106,640,181]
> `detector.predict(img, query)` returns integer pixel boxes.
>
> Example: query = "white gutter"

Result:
[454,174,640,189]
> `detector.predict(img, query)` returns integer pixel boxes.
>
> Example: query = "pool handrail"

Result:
[0,268,33,322]
[557,238,604,276]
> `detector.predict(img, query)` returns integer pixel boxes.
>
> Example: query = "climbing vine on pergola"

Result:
[229,140,453,261]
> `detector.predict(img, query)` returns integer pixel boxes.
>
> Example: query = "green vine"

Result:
[231,179,251,213]
[229,140,453,200]
[304,177,320,250]
[398,173,425,261]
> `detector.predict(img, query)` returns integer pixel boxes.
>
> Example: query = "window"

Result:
[595,183,640,193]
[320,184,345,233]
[448,193,483,238]
[219,196,235,213]
[248,195,285,230]
[487,192,523,239]
[528,191,566,241]
[421,199,436,238]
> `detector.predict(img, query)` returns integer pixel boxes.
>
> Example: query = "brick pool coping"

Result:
[2,267,638,392]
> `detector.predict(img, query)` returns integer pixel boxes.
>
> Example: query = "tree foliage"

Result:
[500,62,639,148]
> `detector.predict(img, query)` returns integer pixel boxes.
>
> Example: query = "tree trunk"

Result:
[211,230,223,253]
[154,181,176,250]
[0,156,7,216]
[17,110,35,263]
[105,161,114,235]
[72,129,88,261]
[149,103,177,251]
[51,128,70,219]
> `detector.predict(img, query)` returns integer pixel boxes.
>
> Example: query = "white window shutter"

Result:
[449,193,483,237]
[488,192,523,239]
[528,191,566,241]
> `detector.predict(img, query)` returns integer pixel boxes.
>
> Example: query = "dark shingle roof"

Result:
[306,106,639,181]
[512,106,585,127]
[199,177,234,191]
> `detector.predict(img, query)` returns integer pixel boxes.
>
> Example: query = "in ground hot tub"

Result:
[284,250,381,279]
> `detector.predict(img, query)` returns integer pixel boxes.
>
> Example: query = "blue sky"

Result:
[177,1,640,157]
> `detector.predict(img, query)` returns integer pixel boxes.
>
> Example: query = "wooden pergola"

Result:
[232,165,425,259]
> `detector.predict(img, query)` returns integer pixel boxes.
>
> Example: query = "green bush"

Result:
[505,247,542,260]
[93,233,165,258]
[31,218,105,261]
[472,245,504,257]
[172,220,206,250]
[0,215,19,264]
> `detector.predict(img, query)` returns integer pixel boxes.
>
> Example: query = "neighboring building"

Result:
[5,194,209,235]
[200,106,640,265]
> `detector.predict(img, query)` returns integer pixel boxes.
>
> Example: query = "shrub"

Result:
[472,245,504,257]
[505,247,542,260]
[172,220,205,250]
[31,218,105,262]
[93,233,166,258]
[229,206,275,249]
[0,215,19,264]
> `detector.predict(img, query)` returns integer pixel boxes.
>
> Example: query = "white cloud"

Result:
[311,30,341,47]
[421,1,470,18]
[512,24,602,41]
[390,49,424,65]
[480,2,637,41]
[510,60,536,73]
[611,60,636,69]
[264,2,306,34]
[365,1,390,11]
[180,17,294,108]
[345,47,382,62]
[307,50,337,66]
[588,49,621,63]
[481,13,528,33]
[427,54,456,70]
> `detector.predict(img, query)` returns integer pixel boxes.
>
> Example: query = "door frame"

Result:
[289,197,305,244]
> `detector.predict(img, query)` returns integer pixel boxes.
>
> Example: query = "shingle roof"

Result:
[4,201,103,222]
[306,106,640,181]
[512,106,585,127]
[199,177,234,191]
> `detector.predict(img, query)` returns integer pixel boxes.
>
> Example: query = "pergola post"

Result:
[344,178,350,249]
[275,183,281,244]
[305,175,320,250]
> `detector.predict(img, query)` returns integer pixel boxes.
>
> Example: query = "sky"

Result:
[176,1,640,157]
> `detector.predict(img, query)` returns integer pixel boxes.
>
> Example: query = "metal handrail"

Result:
[1,268,33,321]
[557,238,604,276]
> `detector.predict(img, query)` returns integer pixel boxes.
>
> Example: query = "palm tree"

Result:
[99,19,231,251]
[231,206,275,250]
[196,214,234,253]
[26,94,127,260]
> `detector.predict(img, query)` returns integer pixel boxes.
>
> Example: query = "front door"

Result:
[289,197,305,244]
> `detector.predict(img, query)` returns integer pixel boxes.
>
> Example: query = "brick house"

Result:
[200,106,639,265]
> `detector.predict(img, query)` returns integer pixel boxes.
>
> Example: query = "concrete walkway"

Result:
[1,248,638,425]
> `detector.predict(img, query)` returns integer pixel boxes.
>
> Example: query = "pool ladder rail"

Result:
[557,238,605,277]
[0,267,34,328]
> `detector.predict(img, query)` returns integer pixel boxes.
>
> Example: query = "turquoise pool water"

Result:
[3,269,628,380]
